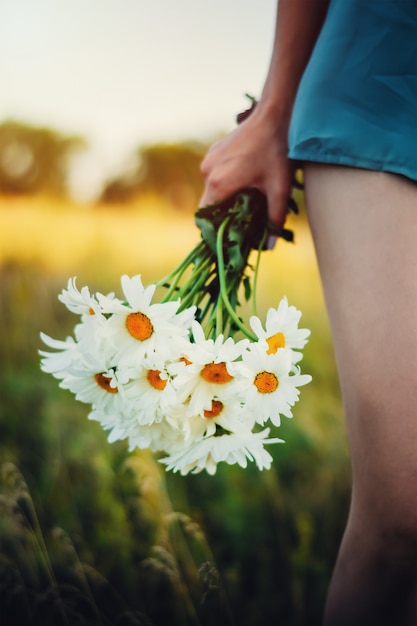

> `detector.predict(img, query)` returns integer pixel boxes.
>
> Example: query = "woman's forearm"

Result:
[258,0,330,127]
[200,0,330,219]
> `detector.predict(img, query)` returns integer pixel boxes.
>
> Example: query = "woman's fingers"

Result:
[264,161,294,228]
[200,155,250,206]
[199,110,295,230]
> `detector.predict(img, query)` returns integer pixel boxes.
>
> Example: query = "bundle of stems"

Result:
[156,188,296,341]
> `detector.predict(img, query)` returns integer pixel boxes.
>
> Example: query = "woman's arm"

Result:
[200,0,330,227]
[259,0,330,128]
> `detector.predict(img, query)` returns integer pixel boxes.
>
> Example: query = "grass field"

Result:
[0,195,350,626]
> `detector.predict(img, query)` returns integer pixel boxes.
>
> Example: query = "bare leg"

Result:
[303,164,417,626]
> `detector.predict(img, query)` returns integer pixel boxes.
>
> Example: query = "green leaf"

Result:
[243,275,252,302]
[195,215,217,252]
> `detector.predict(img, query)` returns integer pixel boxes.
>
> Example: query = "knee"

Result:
[378,523,417,572]
[379,485,417,546]
[351,482,417,565]
[348,403,417,548]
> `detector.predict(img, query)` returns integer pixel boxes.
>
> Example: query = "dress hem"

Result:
[288,149,417,183]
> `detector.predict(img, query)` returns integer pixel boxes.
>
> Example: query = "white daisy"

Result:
[87,381,178,447]
[58,351,126,416]
[160,427,283,476]
[71,311,113,363]
[168,320,248,416]
[250,296,310,363]
[122,360,179,426]
[239,342,312,426]
[40,317,116,382]
[39,333,81,379]
[178,394,249,441]
[98,274,194,367]
[58,277,102,316]
[88,407,131,444]
[125,414,184,453]
[43,277,111,366]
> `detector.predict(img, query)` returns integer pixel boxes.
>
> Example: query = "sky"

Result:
[1,0,277,199]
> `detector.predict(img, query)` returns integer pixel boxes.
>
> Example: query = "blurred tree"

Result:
[100,140,209,210]
[0,120,85,196]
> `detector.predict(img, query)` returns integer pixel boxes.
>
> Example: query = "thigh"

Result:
[303,164,417,527]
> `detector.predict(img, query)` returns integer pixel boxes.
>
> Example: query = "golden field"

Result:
[0,194,324,305]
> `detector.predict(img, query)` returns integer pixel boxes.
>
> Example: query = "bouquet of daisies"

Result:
[40,189,311,475]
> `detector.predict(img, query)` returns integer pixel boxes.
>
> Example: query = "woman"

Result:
[200,1,417,624]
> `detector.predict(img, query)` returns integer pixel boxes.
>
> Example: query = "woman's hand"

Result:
[199,103,294,232]
[199,0,331,232]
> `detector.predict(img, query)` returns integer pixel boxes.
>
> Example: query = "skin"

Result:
[200,1,417,624]
[305,165,417,626]
[200,0,330,226]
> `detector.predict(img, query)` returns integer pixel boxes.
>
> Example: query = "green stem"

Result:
[203,314,215,339]
[252,229,267,318]
[160,244,211,303]
[156,240,206,290]
[178,261,214,310]
[196,290,217,330]
[177,255,212,299]
[216,293,223,336]
[216,218,257,341]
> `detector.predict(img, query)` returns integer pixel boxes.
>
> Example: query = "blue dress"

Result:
[288,0,417,182]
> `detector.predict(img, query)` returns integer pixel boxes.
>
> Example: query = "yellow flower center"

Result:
[126,312,154,341]
[88,307,96,315]
[147,369,167,391]
[180,356,192,366]
[95,373,118,394]
[266,332,285,354]
[200,362,233,384]
[204,400,224,418]
[254,371,279,394]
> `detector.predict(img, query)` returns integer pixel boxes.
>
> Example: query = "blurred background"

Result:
[0,1,350,625]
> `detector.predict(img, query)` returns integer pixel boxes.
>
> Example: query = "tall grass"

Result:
[0,196,350,625]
